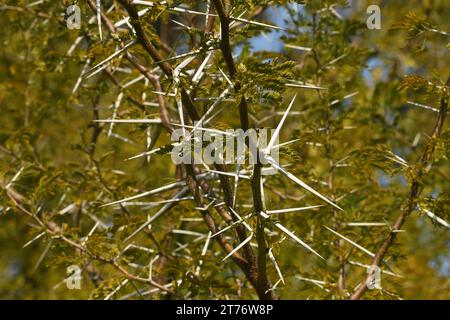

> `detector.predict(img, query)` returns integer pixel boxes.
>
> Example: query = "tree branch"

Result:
[97,0,266,297]
[350,78,449,300]
[212,0,275,299]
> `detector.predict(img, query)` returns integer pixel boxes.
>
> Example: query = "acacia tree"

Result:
[0,0,449,300]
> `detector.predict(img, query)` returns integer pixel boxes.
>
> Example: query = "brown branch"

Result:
[114,0,253,233]
[212,0,250,131]
[116,0,201,122]
[212,0,275,299]
[124,53,173,132]
[350,79,449,300]
[4,187,173,295]
[91,0,265,297]
[252,163,275,300]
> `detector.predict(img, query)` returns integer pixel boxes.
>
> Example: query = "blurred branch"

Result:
[350,77,449,300]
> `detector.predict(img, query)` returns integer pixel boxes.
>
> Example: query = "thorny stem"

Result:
[4,187,175,295]
[350,77,449,300]
[113,0,271,298]
[212,0,275,299]
[212,0,250,131]
[252,163,275,299]
[87,0,253,295]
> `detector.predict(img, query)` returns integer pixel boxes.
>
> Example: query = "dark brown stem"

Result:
[212,0,274,299]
